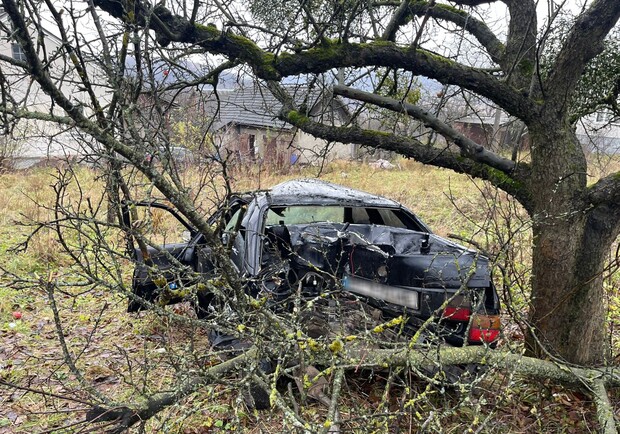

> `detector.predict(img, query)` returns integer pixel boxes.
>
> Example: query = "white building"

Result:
[0,9,105,168]
[576,110,620,154]
[205,85,355,167]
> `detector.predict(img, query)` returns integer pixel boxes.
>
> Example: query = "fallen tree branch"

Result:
[84,344,619,433]
[342,345,620,389]
[342,345,619,432]
[591,379,616,434]
[85,348,258,434]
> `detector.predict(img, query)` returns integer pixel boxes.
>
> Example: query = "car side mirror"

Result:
[221,232,231,246]
[182,230,192,243]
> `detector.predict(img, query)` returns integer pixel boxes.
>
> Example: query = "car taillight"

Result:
[443,306,471,321]
[468,314,501,344]
[442,295,471,321]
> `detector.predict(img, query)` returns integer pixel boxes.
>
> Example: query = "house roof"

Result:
[209,85,349,132]
[211,86,292,131]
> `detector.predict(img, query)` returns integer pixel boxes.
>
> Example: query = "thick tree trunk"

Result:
[527,216,610,364]
[525,123,611,365]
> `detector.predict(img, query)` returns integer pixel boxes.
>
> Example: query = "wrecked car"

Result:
[123,179,500,346]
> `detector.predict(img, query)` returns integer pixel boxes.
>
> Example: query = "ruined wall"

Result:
[216,126,296,168]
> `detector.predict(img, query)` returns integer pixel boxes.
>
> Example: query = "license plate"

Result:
[342,275,419,310]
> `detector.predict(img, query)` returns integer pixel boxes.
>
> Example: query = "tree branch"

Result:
[85,348,258,433]
[449,0,500,5]
[346,346,620,388]
[84,344,620,433]
[0,53,29,68]
[91,0,537,123]
[0,106,76,125]
[275,44,537,121]
[382,1,505,66]
[545,0,620,107]
[92,0,281,80]
[267,84,532,210]
[588,172,620,209]
[333,84,516,173]
[591,379,617,434]
[503,1,537,90]
[382,0,416,42]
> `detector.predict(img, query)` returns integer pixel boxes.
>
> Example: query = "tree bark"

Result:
[525,121,612,364]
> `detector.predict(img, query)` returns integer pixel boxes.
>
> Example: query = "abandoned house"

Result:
[206,85,355,167]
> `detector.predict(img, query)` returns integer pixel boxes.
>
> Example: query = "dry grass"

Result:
[0,159,615,433]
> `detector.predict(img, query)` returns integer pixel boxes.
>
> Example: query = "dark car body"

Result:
[124,179,500,346]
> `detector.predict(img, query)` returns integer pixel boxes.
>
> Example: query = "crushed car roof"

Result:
[263,179,403,208]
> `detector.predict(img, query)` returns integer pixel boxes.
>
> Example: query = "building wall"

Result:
[576,113,620,154]
[215,125,297,168]
[214,124,355,168]
[295,131,352,164]
[1,18,109,166]
[453,122,492,147]
[453,120,531,152]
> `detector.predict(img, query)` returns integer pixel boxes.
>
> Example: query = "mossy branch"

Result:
[281,106,532,211]
[91,0,535,122]
[333,84,516,173]
[84,344,619,433]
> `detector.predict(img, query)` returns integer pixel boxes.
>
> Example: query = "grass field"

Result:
[0,159,616,433]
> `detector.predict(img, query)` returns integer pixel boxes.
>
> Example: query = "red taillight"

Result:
[443,306,471,321]
[442,295,472,321]
[468,314,501,344]
[468,328,500,342]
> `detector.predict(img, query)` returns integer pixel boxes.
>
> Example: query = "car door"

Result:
[122,198,249,312]
[121,201,200,311]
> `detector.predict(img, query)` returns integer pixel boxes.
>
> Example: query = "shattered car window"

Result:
[266,206,343,225]
[266,205,422,231]
[376,208,410,228]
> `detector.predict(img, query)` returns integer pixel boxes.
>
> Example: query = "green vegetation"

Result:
[286,110,311,126]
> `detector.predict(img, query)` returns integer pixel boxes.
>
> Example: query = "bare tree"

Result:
[110,0,620,365]
[1,0,620,432]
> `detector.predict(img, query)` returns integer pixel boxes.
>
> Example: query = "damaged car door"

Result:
[122,197,249,313]
[122,201,200,311]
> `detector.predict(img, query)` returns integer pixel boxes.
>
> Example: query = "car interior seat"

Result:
[264,224,292,259]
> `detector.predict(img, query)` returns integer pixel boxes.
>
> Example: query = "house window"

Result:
[596,110,612,123]
[249,134,256,159]
[11,43,27,62]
